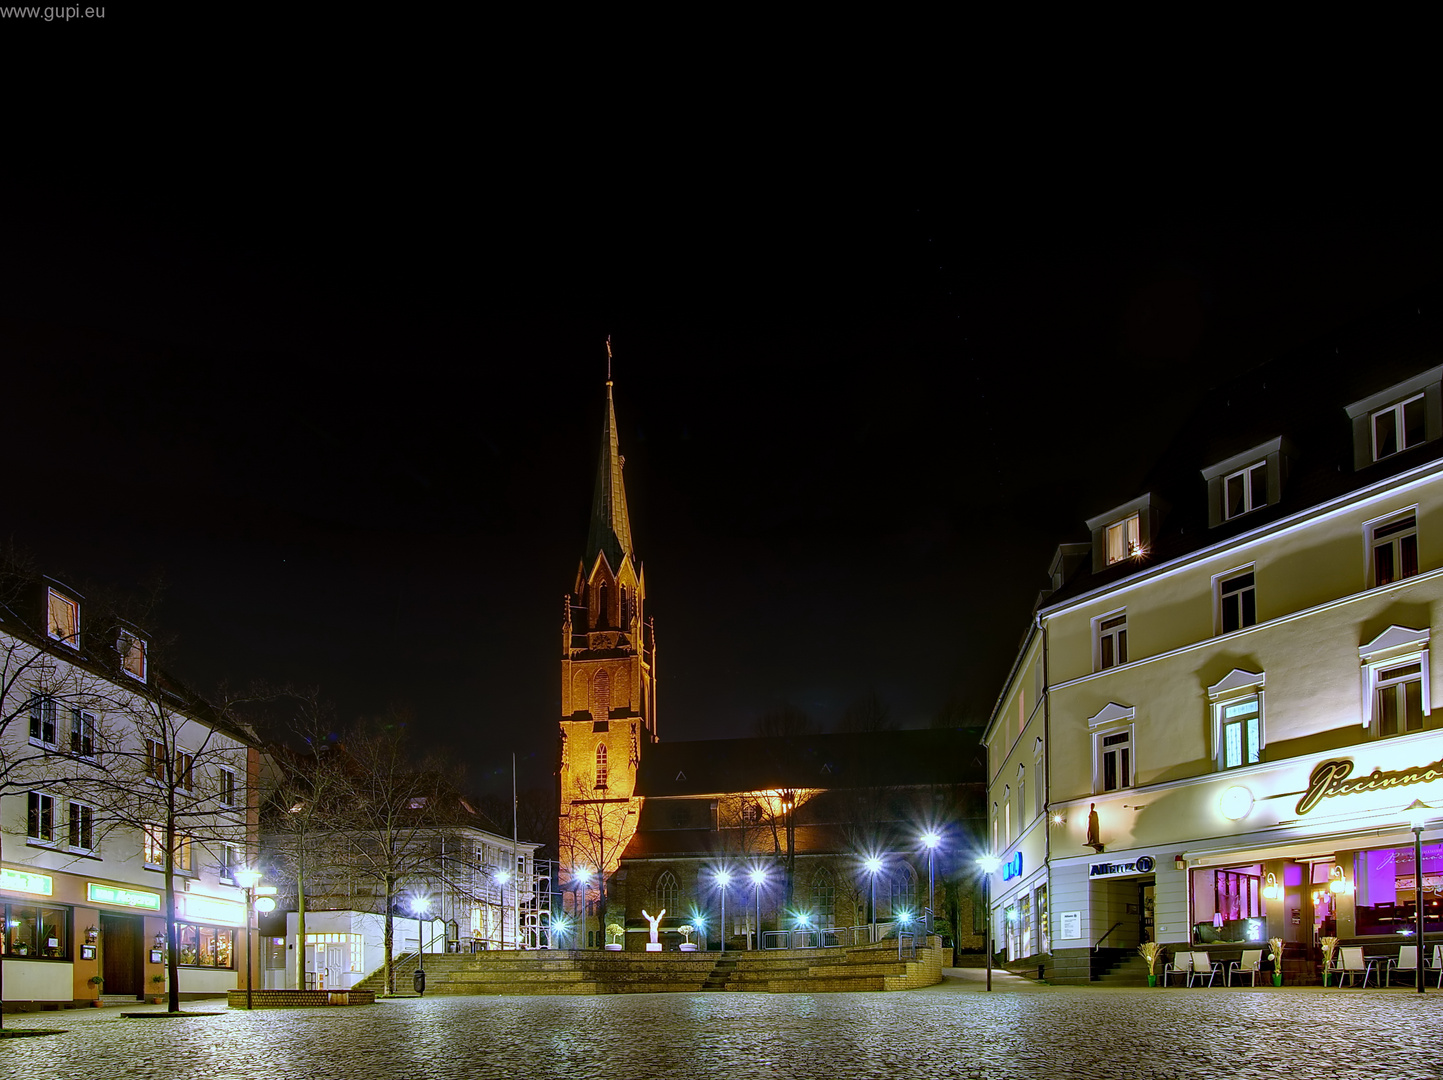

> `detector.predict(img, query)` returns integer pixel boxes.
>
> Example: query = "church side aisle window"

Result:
[594,744,608,789]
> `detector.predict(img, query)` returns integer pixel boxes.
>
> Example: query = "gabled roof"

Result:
[584,379,634,574]
[633,728,985,798]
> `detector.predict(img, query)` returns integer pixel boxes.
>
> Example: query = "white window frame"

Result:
[1032,737,1044,818]
[991,803,998,851]
[1093,608,1129,671]
[218,766,238,808]
[1207,669,1266,769]
[143,824,166,867]
[119,631,147,681]
[47,588,79,646]
[67,800,96,853]
[1017,764,1026,828]
[70,709,96,759]
[1092,724,1135,794]
[1359,625,1431,735]
[1105,513,1142,565]
[28,695,59,749]
[1003,785,1011,843]
[1223,460,1267,520]
[27,790,56,844]
[1367,508,1419,588]
[217,842,237,883]
[175,748,195,792]
[1371,392,1427,461]
[1214,565,1258,636]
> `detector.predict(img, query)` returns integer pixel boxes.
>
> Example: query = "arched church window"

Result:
[594,744,608,790]
[596,582,609,628]
[890,863,917,919]
[592,669,611,719]
[811,867,836,928]
[655,870,680,914]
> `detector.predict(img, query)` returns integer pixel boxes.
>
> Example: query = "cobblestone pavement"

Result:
[4,972,1443,1080]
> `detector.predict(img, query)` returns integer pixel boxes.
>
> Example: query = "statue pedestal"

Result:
[645,942,662,952]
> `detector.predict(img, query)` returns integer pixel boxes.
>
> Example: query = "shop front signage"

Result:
[1059,911,1082,939]
[87,883,162,911]
[1089,855,1155,878]
[180,893,245,925]
[1296,756,1443,816]
[1,867,54,896]
[1001,852,1024,881]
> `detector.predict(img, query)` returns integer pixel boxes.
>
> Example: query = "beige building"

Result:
[985,331,1443,984]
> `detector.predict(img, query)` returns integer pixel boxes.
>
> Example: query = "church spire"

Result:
[585,340,634,572]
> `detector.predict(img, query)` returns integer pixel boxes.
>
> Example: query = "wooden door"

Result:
[101,913,143,996]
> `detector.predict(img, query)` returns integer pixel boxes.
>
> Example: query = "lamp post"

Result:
[749,868,766,950]
[234,870,274,1010]
[497,869,511,950]
[410,895,430,995]
[864,856,883,944]
[715,870,732,954]
[1405,799,1433,994]
[976,854,1001,992]
[573,867,592,949]
[922,831,940,934]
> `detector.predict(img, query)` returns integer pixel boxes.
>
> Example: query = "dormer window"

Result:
[47,589,78,647]
[1106,514,1141,566]
[119,632,147,681]
[1201,438,1289,528]
[1224,462,1267,519]
[1345,366,1442,470]
[1087,495,1161,573]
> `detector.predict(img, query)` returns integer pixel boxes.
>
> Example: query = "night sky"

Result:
[4,176,1440,794]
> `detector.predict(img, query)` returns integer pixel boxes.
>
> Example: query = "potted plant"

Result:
[678,925,697,951]
[150,973,166,1003]
[1138,941,1162,986]
[604,923,624,950]
[1268,937,1284,986]
[88,974,104,1004]
[1320,936,1338,986]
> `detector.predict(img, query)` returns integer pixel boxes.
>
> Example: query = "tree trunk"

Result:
[382,873,395,994]
[295,841,307,990]
[165,813,180,1012]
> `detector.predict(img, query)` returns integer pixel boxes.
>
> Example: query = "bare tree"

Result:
[839,690,897,733]
[753,703,820,739]
[559,772,638,945]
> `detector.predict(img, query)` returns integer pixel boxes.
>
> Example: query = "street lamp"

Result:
[573,867,593,949]
[497,869,511,950]
[715,869,732,954]
[234,869,274,1010]
[1405,799,1433,994]
[410,895,430,996]
[864,856,884,944]
[921,831,940,934]
[749,867,767,950]
[976,854,1001,992]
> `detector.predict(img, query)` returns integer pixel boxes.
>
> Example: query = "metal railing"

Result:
[758,924,895,950]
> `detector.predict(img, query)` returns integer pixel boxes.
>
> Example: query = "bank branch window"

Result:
[2,902,70,958]
[176,922,235,968]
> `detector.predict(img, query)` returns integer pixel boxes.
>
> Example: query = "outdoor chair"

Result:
[1162,951,1193,986]
[1387,945,1419,987]
[1187,951,1222,987]
[1434,946,1443,989]
[1332,946,1376,987]
[1228,949,1263,986]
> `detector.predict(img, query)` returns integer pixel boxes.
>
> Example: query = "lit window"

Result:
[1218,569,1257,634]
[1370,512,1418,587]
[594,743,608,790]
[119,632,147,680]
[68,802,94,851]
[1106,514,1141,565]
[1224,461,1267,520]
[1096,729,1132,792]
[28,696,58,747]
[1372,393,1427,461]
[1219,696,1261,769]
[143,825,165,865]
[1095,610,1128,670]
[27,792,54,843]
[47,589,78,645]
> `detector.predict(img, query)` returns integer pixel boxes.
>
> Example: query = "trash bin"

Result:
[413,969,426,996]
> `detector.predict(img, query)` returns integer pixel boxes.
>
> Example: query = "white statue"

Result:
[641,908,666,944]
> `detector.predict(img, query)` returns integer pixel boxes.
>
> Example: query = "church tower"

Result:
[558,369,656,945]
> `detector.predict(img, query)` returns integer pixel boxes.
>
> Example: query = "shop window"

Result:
[1036,884,1049,955]
[1352,843,1443,936]
[175,922,236,968]
[1216,568,1257,635]
[1,902,69,959]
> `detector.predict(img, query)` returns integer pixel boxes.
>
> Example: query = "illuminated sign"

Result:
[1296,756,1443,816]
[1090,855,1155,878]
[180,894,244,925]
[1001,852,1024,881]
[88,883,162,910]
[1,867,54,896]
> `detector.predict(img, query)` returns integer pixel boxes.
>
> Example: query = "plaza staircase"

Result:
[355,939,945,996]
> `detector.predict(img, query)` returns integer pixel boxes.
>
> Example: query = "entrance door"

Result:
[326,944,345,989]
[101,913,143,997]
[1140,882,1156,944]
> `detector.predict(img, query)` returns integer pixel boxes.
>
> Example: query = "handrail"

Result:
[1093,922,1124,951]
